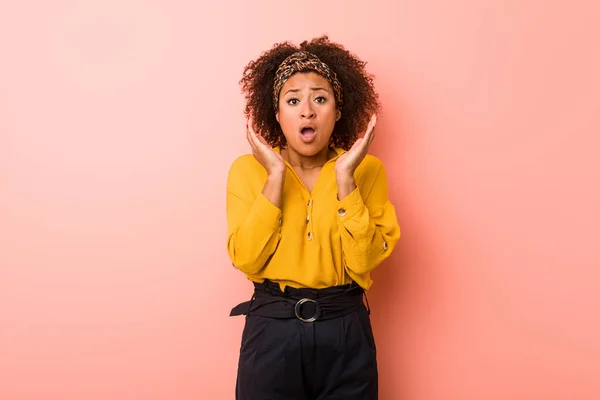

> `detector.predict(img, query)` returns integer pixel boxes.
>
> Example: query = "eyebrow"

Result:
[284,87,330,95]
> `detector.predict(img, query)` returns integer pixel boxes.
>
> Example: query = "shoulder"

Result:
[361,154,384,169]
[227,154,266,191]
[356,154,384,177]
[353,154,388,194]
[229,153,260,172]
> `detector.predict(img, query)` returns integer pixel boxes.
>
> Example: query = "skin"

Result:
[246,71,376,205]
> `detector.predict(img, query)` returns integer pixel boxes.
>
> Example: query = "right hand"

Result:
[246,116,286,177]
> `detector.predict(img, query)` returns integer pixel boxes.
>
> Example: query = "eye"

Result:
[315,96,327,104]
[287,98,299,105]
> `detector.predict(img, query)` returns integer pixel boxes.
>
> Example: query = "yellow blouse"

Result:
[226,147,400,290]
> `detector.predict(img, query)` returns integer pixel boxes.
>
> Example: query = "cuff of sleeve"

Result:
[337,187,365,221]
[252,193,283,230]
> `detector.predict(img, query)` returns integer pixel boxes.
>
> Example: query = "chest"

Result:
[292,167,321,193]
[280,168,341,235]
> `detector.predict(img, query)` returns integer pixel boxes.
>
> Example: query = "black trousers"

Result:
[232,280,378,400]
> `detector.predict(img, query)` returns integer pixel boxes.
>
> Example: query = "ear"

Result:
[276,112,280,123]
[336,110,341,121]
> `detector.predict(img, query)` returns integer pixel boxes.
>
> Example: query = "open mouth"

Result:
[300,127,317,143]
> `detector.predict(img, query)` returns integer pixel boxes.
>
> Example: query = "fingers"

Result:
[350,137,364,151]
[246,118,260,157]
[365,114,377,144]
[246,123,256,148]
[354,114,376,153]
[247,116,263,149]
[247,116,257,136]
[246,116,257,144]
[257,134,270,147]
[248,116,268,147]
[359,115,376,152]
[247,116,274,166]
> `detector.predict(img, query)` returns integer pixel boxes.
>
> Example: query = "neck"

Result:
[282,146,334,169]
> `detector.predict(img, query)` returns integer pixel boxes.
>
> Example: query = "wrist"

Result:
[335,169,354,183]
[336,174,356,200]
[267,170,286,182]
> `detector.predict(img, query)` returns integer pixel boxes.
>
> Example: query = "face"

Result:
[276,72,341,157]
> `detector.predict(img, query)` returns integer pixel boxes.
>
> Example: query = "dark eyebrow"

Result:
[284,87,330,95]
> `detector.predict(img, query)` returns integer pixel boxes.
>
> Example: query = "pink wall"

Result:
[1,1,599,399]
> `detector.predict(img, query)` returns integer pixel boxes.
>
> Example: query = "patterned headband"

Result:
[273,51,343,111]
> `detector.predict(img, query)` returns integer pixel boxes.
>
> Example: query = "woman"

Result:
[226,36,400,399]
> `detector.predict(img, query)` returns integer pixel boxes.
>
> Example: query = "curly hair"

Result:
[240,36,380,150]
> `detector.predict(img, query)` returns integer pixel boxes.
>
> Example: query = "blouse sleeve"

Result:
[226,158,282,275]
[336,162,400,279]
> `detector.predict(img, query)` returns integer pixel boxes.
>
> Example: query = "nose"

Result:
[300,102,315,119]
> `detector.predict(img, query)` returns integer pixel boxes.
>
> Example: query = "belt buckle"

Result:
[294,298,319,322]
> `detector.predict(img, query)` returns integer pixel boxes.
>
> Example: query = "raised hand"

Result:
[335,114,376,178]
[246,116,286,177]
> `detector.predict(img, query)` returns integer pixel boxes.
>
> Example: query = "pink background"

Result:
[1,1,599,399]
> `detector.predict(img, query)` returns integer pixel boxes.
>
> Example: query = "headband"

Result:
[272,51,343,111]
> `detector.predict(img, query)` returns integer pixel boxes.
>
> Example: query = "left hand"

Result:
[335,114,377,178]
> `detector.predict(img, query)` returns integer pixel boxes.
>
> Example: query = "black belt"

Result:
[230,280,369,322]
